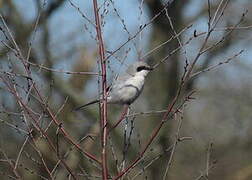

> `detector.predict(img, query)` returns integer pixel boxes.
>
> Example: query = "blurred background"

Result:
[1,0,252,179]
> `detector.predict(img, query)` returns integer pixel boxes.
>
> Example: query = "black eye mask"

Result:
[136,66,146,72]
[136,66,153,72]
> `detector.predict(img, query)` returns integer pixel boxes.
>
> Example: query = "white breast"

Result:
[108,70,147,104]
[126,74,145,90]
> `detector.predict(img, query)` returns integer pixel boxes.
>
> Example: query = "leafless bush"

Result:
[0,0,249,179]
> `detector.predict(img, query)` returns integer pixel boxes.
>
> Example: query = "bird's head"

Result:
[127,61,153,77]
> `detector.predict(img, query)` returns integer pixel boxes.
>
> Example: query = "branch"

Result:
[93,0,108,179]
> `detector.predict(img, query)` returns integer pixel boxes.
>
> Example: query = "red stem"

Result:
[33,87,101,164]
[108,105,129,134]
[113,83,184,180]
[93,0,108,179]
[2,81,77,179]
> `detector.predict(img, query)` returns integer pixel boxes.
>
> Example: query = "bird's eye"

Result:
[137,66,146,72]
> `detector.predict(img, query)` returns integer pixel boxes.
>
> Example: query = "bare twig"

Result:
[132,136,192,180]
[0,149,21,179]
[24,61,99,75]
[93,0,109,179]
[113,63,191,180]
[162,109,184,180]
[105,1,173,61]
[108,105,129,134]
[195,143,217,180]
[141,24,193,60]
[68,0,96,27]
[191,50,244,79]
[14,136,29,170]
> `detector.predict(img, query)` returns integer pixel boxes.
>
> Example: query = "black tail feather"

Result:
[73,99,100,111]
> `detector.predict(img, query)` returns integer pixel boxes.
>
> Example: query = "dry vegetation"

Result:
[0,0,252,179]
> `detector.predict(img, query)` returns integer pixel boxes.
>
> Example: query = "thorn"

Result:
[194,30,197,37]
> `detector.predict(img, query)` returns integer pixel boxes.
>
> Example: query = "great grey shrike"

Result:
[75,61,153,110]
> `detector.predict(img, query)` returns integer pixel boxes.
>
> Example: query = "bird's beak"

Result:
[147,67,154,71]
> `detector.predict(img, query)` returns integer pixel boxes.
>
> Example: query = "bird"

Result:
[74,61,153,111]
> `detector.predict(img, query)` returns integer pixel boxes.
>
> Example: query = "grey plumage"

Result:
[74,61,152,111]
